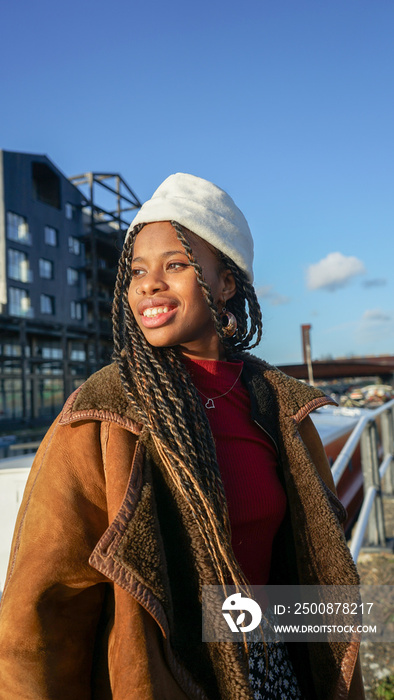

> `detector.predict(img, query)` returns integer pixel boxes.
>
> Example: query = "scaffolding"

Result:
[69,172,142,368]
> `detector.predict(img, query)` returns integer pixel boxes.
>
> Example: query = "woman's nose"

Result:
[137,270,168,294]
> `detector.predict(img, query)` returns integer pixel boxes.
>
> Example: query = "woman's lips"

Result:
[139,306,178,328]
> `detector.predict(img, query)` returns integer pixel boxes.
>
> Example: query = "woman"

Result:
[0,173,364,699]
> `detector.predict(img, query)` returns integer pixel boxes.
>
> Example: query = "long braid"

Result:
[170,221,226,346]
[112,221,265,653]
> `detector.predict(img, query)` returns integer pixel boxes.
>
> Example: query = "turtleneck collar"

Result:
[180,354,244,394]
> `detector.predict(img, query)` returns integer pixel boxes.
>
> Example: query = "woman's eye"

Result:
[130,263,188,277]
[168,262,188,270]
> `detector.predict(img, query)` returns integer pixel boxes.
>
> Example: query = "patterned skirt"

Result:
[247,638,304,700]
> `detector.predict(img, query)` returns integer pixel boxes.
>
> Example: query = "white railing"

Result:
[331,398,394,562]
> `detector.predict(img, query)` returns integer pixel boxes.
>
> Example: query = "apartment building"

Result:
[0,150,141,429]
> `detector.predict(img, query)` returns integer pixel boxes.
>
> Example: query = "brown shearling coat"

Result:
[0,356,363,699]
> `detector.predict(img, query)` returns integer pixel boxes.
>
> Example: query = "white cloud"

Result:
[362,309,392,323]
[306,252,366,291]
[255,284,290,306]
[325,309,392,335]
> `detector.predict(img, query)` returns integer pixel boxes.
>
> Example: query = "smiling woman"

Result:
[127,221,237,359]
[0,174,364,700]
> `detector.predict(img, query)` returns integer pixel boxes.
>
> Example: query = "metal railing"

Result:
[331,398,394,563]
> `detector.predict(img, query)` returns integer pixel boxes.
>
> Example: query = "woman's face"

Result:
[127,221,236,360]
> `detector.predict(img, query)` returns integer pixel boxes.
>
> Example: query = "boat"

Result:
[340,384,394,409]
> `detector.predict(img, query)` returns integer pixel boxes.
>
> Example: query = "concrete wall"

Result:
[0,455,33,595]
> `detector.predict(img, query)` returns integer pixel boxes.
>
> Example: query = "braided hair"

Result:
[112,221,263,595]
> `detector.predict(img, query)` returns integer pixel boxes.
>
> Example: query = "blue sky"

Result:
[2,0,393,365]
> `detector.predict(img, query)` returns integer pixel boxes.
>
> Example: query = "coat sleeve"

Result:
[297,414,337,492]
[0,417,110,700]
[298,414,348,525]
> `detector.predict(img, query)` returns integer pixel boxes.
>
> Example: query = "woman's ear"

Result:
[220,269,237,303]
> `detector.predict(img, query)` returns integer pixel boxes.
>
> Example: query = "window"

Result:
[7,212,31,245]
[0,341,30,358]
[9,287,33,318]
[1,378,23,419]
[8,249,33,283]
[68,236,81,255]
[40,345,62,359]
[35,377,63,419]
[70,342,86,361]
[44,226,58,246]
[67,267,79,285]
[40,294,55,315]
[65,202,76,220]
[70,301,83,320]
[39,258,54,279]
[42,347,62,358]
[0,342,21,357]
[70,350,85,361]
[32,162,61,209]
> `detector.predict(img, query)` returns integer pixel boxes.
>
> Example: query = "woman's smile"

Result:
[138,298,179,328]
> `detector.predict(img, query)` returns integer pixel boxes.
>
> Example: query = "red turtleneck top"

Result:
[182,356,287,585]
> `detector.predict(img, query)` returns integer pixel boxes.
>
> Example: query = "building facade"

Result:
[0,151,141,431]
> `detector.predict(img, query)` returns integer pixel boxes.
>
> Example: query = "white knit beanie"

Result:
[126,173,254,282]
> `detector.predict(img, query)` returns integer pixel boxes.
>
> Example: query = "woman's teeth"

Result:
[142,306,170,317]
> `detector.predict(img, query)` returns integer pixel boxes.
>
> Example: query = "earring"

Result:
[220,306,237,337]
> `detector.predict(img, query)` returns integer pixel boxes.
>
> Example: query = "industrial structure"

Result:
[278,355,394,382]
[0,151,141,431]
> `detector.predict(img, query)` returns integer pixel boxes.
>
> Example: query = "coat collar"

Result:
[59,362,143,435]
[239,353,336,449]
[59,356,336,438]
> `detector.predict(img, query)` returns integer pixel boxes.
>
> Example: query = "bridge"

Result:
[277,355,394,381]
